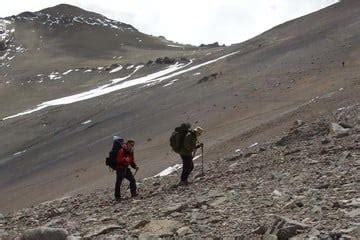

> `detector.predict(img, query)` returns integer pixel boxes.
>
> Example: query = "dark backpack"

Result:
[170,123,191,153]
[106,137,123,170]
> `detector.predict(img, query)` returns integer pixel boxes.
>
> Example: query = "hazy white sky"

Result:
[1,0,339,45]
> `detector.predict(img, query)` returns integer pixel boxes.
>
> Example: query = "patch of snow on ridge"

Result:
[155,164,182,177]
[81,120,92,125]
[167,44,183,48]
[2,51,239,121]
[110,65,143,84]
[109,65,123,73]
[154,154,202,177]
[14,149,27,156]
[163,79,178,87]
[62,69,73,75]
[49,72,61,80]
[143,51,239,86]
[126,65,134,70]
[2,63,187,120]
[249,142,258,148]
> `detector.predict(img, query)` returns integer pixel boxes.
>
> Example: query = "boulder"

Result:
[162,203,187,215]
[142,219,182,237]
[0,229,9,240]
[199,42,220,48]
[331,123,350,138]
[264,216,309,240]
[137,233,161,240]
[176,226,193,236]
[346,209,360,218]
[209,196,228,207]
[83,225,123,238]
[132,220,150,229]
[163,57,176,64]
[22,227,68,240]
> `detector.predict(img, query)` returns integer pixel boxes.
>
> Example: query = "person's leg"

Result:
[180,155,193,183]
[115,168,126,199]
[124,168,137,197]
[189,157,194,174]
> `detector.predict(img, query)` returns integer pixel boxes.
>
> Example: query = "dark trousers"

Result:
[115,167,137,199]
[180,155,194,182]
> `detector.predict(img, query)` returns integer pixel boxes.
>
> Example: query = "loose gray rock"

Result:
[346,209,360,218]
[162,203,187,215]
[265,216,309,240]
[176,226,193,236]
[137,233,161,240]
[264,234,278,240]
[83,225,123,239]
[132,219,150,229]
[331,123,350,138]
[22,227,68,240]
[142,219,182,237]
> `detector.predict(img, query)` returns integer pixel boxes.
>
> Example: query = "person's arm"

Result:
[184,133,197,152]
[129,152,138,169]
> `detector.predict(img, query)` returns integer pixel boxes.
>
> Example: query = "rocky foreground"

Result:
[1,104,360,239]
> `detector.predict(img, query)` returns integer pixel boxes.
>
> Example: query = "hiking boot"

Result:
[131,193,138,198]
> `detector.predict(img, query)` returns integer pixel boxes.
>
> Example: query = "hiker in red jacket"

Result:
[115,139,139,200]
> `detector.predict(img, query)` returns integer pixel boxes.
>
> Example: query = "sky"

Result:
[0,0,339,45]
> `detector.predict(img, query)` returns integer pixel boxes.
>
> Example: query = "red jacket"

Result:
[116,144,137,169]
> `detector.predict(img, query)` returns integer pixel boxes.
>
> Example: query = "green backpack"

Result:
[170,123,191,153]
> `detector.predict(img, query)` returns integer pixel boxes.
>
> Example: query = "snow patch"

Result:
[167,44,182,48]
[126,65,134,70]
[111,65,143,84]
[49,72,61,80]
[109,65,123,73]
[81,120,92,125]
[249,142,258,148]
[154,154,202,177]
[155,164,182,177]
[14,149,27,156]
[2,51,239,120]
[62,69,73,75]
[163,79,178,87]
[141,51,239,86]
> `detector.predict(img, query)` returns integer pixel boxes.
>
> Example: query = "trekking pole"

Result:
[192,148,197,158]
[201,145,204,175]
[134,168,139,176]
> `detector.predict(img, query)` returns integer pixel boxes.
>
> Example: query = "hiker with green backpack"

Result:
[170,124,204,186]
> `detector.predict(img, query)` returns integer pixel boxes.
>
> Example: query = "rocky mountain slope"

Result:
[0,0,359,215]
[1,103,359,239]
